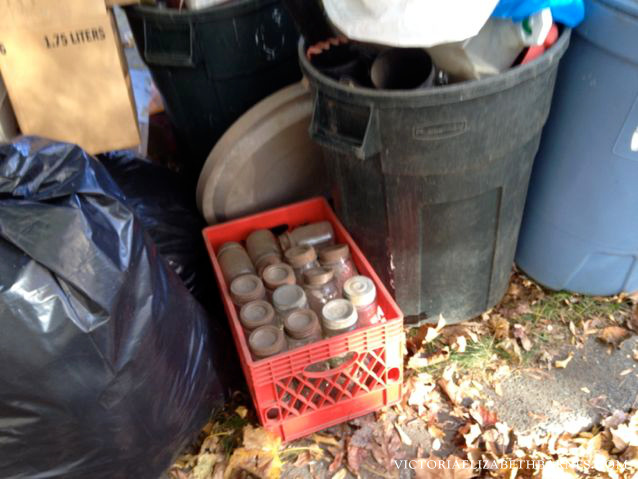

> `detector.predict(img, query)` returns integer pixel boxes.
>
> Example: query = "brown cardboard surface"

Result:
[0,0,139,154]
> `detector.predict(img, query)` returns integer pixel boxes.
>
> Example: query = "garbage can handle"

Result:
[309,90,379,160]
[142,19,197,67]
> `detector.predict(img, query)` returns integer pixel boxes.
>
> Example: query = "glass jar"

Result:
[321,299,358,338]
[217,242,255,282]
[246,229,282,275]
[261,263,296,301]
[272,284,308,323]
[240,300,277,335]
[248,325,286,360]
[319,243,358,295]
[284,244,320,284]
[303,267,340,317]
[343,275,382,326]
[279,221,335,250]
[284,309,322,349]
[230,274,265,309]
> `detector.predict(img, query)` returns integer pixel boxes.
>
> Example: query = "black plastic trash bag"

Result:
[0,138,224,479]
[99,152,215,309]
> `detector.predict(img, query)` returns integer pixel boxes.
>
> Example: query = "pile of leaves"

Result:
[168,273,638,478]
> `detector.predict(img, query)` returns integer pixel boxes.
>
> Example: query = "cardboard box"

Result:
[0,74,19,142]
[0,0,140,154]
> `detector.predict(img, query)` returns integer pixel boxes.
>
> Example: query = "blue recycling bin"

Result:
[516,0,638,294]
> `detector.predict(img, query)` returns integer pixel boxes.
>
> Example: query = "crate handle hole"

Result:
[265,407,280,422]
[387,367,400,382]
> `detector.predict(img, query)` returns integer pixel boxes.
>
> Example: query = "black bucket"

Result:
[126,0,301,174]
[300,33,571,322]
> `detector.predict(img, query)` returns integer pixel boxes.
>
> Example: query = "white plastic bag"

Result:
[322,0,500,48]
[427,8,553,81]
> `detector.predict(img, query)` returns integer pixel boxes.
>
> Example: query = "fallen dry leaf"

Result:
[328,449,344,474]
[313,433,341,447]
[292,451,311,468]
[331,468,347,479]
[603,410,628,429]
[369,417,404,472]
[192,452,220,479]
[512,324,533,352]
[469,404,499,428]
[541,461,580,478]
[598,326,631,348]
[569,321,578,337]
[628,305,638,332]
[554,353,574,369]
[394,422,413,446]
[453,335,467,353]
[408,348,450,370]
[462,423,482,448]
[488,316,510,340]
[224,426,281,479]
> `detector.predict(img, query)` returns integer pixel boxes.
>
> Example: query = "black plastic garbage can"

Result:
[126,0,301,171]
[300,33,570,322]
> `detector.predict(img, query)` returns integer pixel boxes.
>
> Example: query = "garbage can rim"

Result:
[299,29,571,106]
[126,0,280,20]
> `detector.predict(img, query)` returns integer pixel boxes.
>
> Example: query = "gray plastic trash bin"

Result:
[516,0,638,295]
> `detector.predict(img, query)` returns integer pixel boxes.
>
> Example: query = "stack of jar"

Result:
[216,221,385,360]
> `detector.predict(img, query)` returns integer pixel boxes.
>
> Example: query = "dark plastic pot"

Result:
[126,0,301,173]
[300,32,571,322]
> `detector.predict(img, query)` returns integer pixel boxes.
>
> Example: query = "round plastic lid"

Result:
[272,284,307,311]
[249,325,285,357]
[343,275,377,307]
[321,299,358,330]
[240,300,275,330]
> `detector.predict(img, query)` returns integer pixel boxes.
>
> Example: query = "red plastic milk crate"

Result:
[203,198,404,441]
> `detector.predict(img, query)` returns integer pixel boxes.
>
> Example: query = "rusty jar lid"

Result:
[284,309,320,339]
[303,267,335,286]
[284,244,317,268]
[319,243,350,263]
[240,300,276,331]
[230,274,265,306]
[217,241,243,256]
[249,325,286,359]
[262,263,296,290]
[272,284,307,312]
[254,253,282,276]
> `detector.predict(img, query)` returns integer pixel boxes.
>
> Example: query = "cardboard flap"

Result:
[0,0,107,28]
